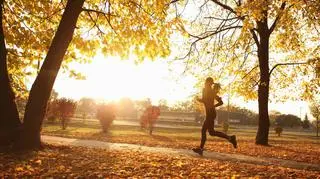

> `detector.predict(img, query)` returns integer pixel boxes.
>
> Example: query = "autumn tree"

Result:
[275,114,301,128]
[1,0,182,150]
[116,97,136,118]
[174,0,320,145]
[170,100,195,112]
[158,99,169,111]
[135,98,152,111]
[140,106,160,135]
[0,0,21,146]
[77,97,96,121]
[13,0,86,149]
[96,103,115,132]
[310,100,320,137]
[302,114,310,129]
[55,98,77,130]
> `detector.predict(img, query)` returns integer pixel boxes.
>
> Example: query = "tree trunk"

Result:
[16,0,85,150]
[0,0,21,146]
[255,20,271,145]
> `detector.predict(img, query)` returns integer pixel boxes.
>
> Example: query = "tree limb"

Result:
[269,62,309,76]
[242,65,259,79]
[188,25,242,41]
[210,0,237,15]
[82,8,110,16]
[269,2,286,34]
[204,16,238,21]
[250,29,259,46]
[86,10,105,35]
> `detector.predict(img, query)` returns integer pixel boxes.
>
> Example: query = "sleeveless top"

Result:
[202,87,222,109]
[202,87,215,108]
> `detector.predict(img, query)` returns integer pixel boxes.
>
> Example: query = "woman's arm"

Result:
[196,89,205,103]
[196,96,204,103]
[214,96,223,107]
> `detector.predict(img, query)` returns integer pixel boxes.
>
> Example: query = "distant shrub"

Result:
[140,106,160,135]
[56,98,77,130]
[274,126,283,136]
[46,100,59,123]
[96,104,116,133]
[302,117,310,129]
[47,115,57,123]
[194,113,205,124]
[223,122,229,133]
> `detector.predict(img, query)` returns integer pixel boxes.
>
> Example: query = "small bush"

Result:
[223,122,229,133]
[56,98,77,130]
[274,126,283,136]
[302,118,310,129]
[194,113,205,124]
[96,104,115,133]
[140,106,160,135]
[46,98,76,129]
[47,115,57,123]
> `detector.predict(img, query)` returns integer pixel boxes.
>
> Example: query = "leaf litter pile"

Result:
[1,144,319,178]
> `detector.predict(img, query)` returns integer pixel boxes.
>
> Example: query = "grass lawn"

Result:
[41,120,320,164]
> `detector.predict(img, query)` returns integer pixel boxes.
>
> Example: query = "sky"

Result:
[53,54,312,120]
[53,55,198,105]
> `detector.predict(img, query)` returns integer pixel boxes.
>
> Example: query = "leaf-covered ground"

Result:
[1,144,319,178]
[42,124,320,165]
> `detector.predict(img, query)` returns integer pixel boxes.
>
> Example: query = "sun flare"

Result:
[53,54,197,105]
[53,55,311,118]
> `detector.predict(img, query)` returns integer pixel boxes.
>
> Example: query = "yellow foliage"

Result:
[4,0,182,96]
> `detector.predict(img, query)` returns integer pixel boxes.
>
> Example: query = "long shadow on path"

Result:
[42,135,320,171]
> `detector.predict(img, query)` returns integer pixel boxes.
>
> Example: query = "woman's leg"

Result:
[207,109,230,140]
[209,130,230,140]
[200,119,209,149]
[207,109,237,148]
[193,116,209,155]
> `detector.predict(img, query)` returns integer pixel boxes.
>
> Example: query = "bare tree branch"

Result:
[242,65,259,79]
[170,0,180,4]
[210,0,237,15]
[250,29,259,46]
[188,25,242,41]
[269,62,309,76]
[82,7,118,35]
[269,2,286,34]
[204,16,238,21]
[82,8,109,16]
[86,10,105,35]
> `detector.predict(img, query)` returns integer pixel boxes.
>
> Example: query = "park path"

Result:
[42,135,320,171]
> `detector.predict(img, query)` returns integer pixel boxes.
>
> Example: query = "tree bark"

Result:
[0,0,21,146]
[16,0,85,150]
[255,20,271,145]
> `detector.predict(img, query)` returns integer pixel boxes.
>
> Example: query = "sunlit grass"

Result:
[42,119,319,143]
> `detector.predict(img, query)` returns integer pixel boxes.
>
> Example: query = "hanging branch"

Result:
[269,62,309,76]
